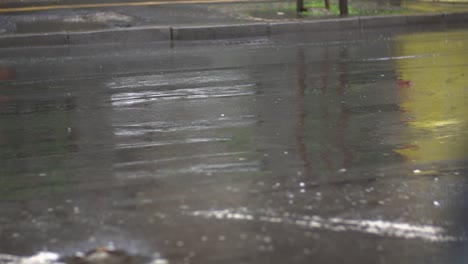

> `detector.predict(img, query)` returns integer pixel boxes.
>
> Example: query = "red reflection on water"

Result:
[0,66,15,80]
[397,79,412,88]
[0,66,16,104]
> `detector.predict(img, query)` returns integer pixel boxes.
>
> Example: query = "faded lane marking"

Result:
[190,208,464,242]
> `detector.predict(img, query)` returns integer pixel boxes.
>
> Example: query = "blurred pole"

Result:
[297,0,304,12]
[339,0,348,16]
[324,0,330,10]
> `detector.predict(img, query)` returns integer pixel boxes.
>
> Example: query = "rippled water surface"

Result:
[0,27,468,263]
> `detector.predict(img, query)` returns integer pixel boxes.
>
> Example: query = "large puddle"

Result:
[0,27,468,263]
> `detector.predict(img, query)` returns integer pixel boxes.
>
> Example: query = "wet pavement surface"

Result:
[0,0,264,35]
[1,26,468,263]
[3,0,468,35]
[0,3,254,35]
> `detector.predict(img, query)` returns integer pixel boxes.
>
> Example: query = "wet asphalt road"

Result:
[1,27,468,263]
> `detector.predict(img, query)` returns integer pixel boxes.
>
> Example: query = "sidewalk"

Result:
[0,0,259,35]
[0,0,468,47]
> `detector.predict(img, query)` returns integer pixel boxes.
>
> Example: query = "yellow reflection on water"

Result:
[394,30,468,163]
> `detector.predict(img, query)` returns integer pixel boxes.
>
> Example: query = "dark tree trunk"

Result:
[339,0,348,16]
[297,0,305,12]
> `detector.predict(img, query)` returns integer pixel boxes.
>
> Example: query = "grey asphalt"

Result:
[1,25,468,263]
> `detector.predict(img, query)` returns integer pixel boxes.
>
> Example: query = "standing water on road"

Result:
[0,27,468,263]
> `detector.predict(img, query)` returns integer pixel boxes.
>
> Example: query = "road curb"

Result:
[68,26,170,45]
[359,15,408,29]
[0,12,467,48]
[0,26,170,48]
[445,11,468,24]
[406,13,445,25]
[171,23,269,41]
[0,32,68,48]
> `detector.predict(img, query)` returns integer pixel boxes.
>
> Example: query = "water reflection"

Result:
[1,28,468,263]
[295,46,311,177]
[290,41,404,181]
[393,30,468,263]
[293,43,358,180]
[394,30,468,164]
